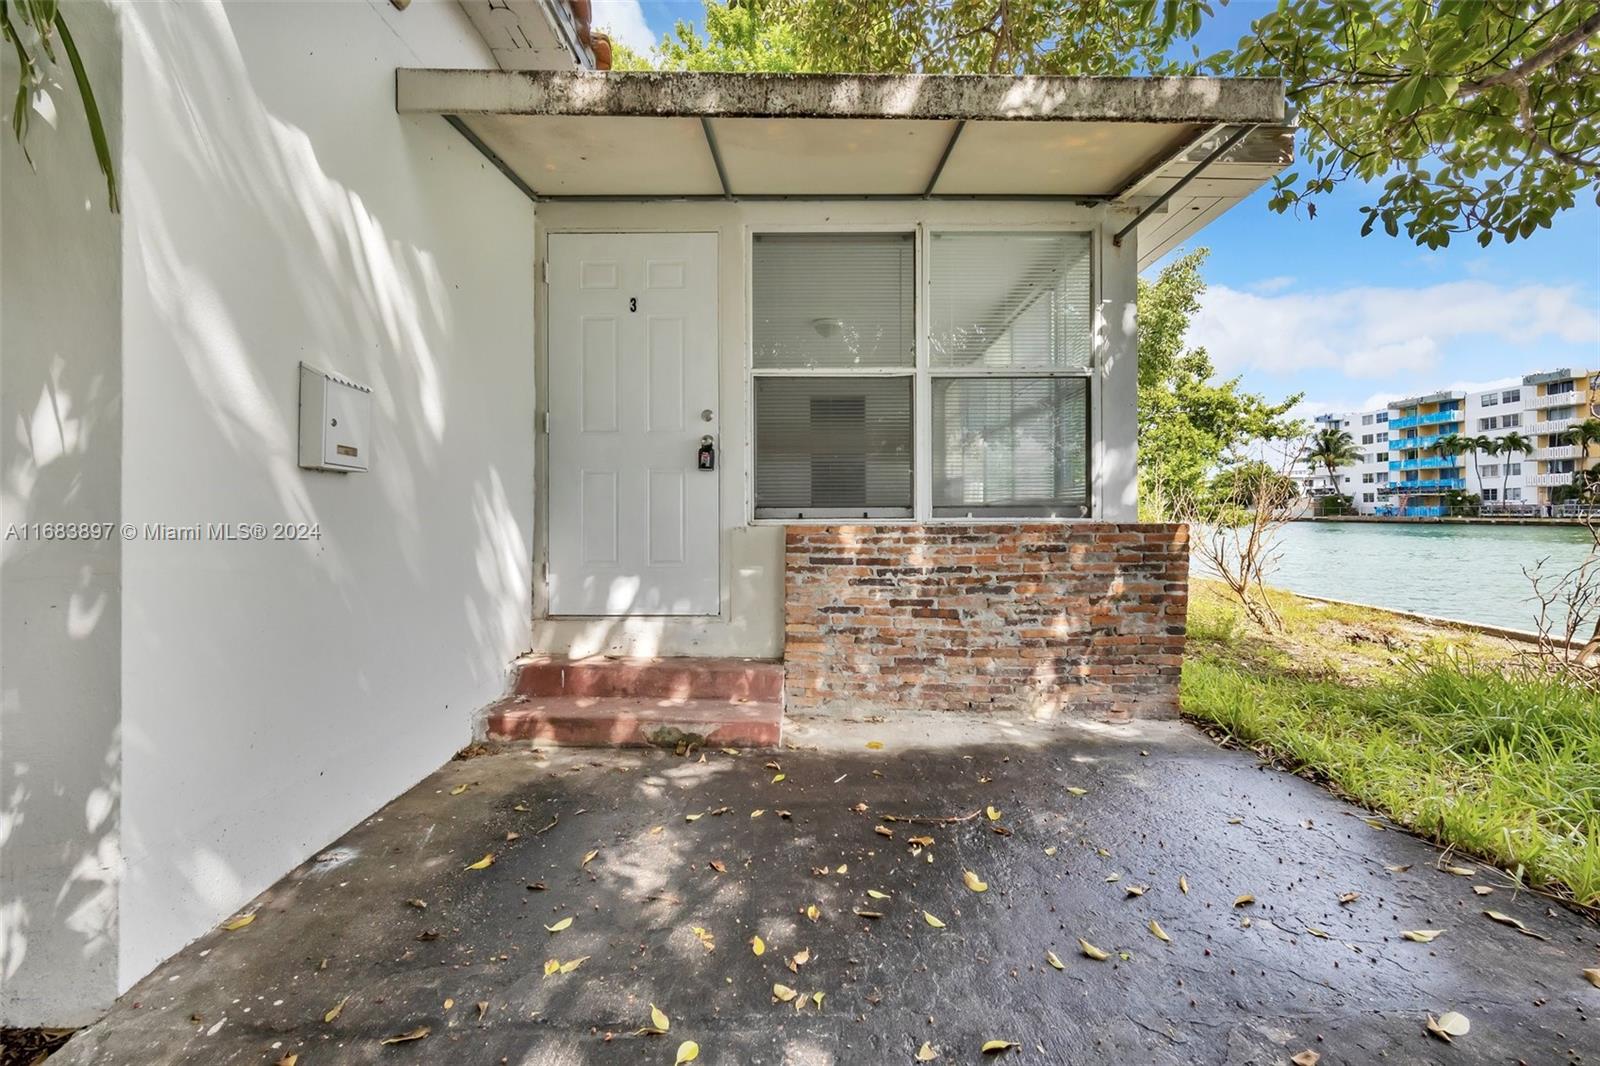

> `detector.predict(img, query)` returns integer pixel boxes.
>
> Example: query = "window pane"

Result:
[753,234,914,369]
[932,377,1088,514]
[930,232,1091,370]
[755,377,912,514]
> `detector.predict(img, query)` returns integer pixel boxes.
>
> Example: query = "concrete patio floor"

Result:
[56,713,1597,1065]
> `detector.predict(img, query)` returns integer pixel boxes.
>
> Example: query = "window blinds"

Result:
[929,233,1092,370]
[932,377,1089,514]
[753,234,915,369]
[754,377,913,514]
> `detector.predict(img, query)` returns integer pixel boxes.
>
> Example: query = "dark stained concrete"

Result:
[54,716,1598,1065]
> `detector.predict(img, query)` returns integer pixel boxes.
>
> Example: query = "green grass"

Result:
[1183,583,1600,906]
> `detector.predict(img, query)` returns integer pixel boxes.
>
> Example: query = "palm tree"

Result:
[1496,431,1533,508]
[1563,419,1600,502]
[1460,434,1495,494]
[1305,427,1360,498]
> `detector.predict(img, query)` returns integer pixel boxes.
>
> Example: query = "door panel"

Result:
[548,233,719,616]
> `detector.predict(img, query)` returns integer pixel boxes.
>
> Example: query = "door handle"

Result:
[697,435,716,471]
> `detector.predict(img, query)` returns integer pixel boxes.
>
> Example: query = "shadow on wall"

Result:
[2,0,538,1019]
[111,0,537,980]
[0,0,124,1026]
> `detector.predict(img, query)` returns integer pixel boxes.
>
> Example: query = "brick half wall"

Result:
[784,523,1189,719]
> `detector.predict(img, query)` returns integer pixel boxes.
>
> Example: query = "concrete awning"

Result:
[395,70,1293,267]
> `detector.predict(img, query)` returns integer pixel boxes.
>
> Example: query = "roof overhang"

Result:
[396,70,1294,268]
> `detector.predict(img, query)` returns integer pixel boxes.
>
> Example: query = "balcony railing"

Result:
[1385,478,1467,493]
[1388,457,1459,471]
[1403,506,1445,517]
[1388,410,1463,430]
[1533,417,1580,436]
[1532,472,1577,487]
[1529,389,1588,409]
[1534,444,1582,461]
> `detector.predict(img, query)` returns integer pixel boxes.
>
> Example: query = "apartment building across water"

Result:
[1295,367,1599,516]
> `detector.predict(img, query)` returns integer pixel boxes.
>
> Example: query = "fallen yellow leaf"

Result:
[923,911,946,929]
[1232,894,1254,908]
[323,995,349,1023]
[1045,950,1064,970]
[275,1055,298,1066]
[865,741,884,750]
[1426,1010,1470,1042]
[811,991,825,1008]
[379,1026,430,1045]
[674,1040,700,1065]
[915,1043,939,1061]
[866,889,890,900]
[772,773,786,783]
[792,948,810,967]
[650,1004,670,1032]
[1401,929,1444,943]
[981,1040,1020,1053]
[1290,1052,1320,1066]
[1484,910,1547,939]
[685,812,703,822]
[558,955,590,973]
[465,853,495,871]
[751,934,765,956]
[875,825,894,838]
[1148,920,1171,943]
[222,914,256,931]
[985,806,1001,821]
[443,998,454,1011]
[1443,864,1475,876]
[581,849,599,866]
[750,809,766,818]
[962,870,988,893]
[542,958,560,976]
[772,983,798,1002]
[805,904,819,922]
[1583,968,1600,988]
[1065,786,1088,796]
[1178,875,1189,894]
[1078,938,1109,961]
[544,917,572,933]
[450,783,469,795]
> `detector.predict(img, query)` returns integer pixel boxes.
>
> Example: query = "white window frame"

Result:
[745,222,1100,525]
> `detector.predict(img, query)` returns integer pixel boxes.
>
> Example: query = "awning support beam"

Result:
[444,114,539,203]
[922,120,965,197]
[1112,123,1254,248]
[1112,121,1229,203]
[701,118,734,199]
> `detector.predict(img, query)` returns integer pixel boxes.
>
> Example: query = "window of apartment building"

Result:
[1376,452,1389,463]
[1549,379,1576,395]
[1507,487,1522,500]
[1507,462,1521,476]
[1503,389,1521,404]
[753,230,1095,520]
[1375,412,1389,423]
[1479,416,1499,431]
[1483,488,1499,501]
[1503,413,1521,428]
[1361,433,1374,444]
[1362,414,1374,425]
[1376,432,1388,442]
[1483,464,1499,478]
[1361,472,1374,483]
[1362,492,1375,503]
[1481,392,1499,407]
[1551,459,1577,474]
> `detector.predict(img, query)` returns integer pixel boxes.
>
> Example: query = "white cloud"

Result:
[1248,275,1296,294]
[1190,281,1600,380]
[591,0,656,54]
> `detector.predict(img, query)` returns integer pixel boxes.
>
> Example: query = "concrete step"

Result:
[484,695,783,749]
[511,656,784,703]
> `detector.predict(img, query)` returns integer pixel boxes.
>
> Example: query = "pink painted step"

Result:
[511,656,784,703]
[485,695,782,749]
[485,656,784,748]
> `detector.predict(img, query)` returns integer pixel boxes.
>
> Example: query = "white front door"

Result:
[547,233,720,616]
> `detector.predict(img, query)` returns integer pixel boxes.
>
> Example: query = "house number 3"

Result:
[629,297,637,312]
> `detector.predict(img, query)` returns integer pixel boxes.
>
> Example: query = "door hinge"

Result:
[539,410,551,434]
[541,260,550,285]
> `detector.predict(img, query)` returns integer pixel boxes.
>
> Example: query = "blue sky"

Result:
[591,1,1600,420]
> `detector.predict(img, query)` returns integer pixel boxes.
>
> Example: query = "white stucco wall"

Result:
[115,0,535,985]
[530,201,1140,660]
[0,1,124,1026]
